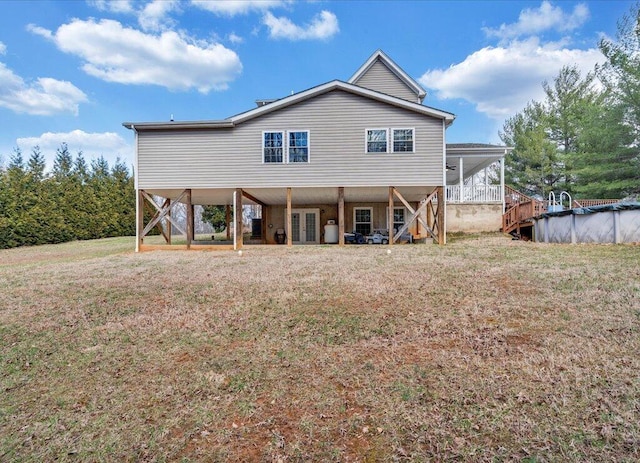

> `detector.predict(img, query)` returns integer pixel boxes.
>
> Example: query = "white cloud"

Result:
[419,38,603,119]
[192,0,288,16]
[90,0,135,14]
[16,130,132,167]
[138,0,180,31]
[29,19,242,93]
[263,10,339,40]
[483,1,590,41]
[0,62,87,116]
[0,41,6,55]
[228,32,244,44]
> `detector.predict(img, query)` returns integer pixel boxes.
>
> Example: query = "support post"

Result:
[226,205,231,240]
[136,189,144,252]
[186,189,193,249]
[235,188,243,249]
[338,187,345,246]
[166,199,172,245]
[437,186,445,245]
[459,157,464,203]
[388,187,394,245]
[286,187,292,247]
[262,206,268,244]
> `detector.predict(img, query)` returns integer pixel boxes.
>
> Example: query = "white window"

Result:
[392,128,414,153]
[263,131,284,163]
[366,129,388,153]
[386,207,406,232]
[353,207,373,235]
[263,130,309,163]
[288,131,309,163]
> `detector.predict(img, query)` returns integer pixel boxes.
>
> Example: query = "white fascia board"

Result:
[230,80,454,124]
[122,120,234,130]
[446,147,512,157]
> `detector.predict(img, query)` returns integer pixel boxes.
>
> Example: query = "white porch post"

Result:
[500,157,505,213]
[458,157,464,203]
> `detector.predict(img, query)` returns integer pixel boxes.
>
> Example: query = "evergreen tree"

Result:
[597,3,640,197]
[202,205,227,232]
[27,146,46,182]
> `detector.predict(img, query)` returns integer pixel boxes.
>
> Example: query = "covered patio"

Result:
[135,185,446,251]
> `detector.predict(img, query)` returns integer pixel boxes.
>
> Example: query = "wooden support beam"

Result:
[235,188,243,249]
[437,186,445,245]
[391,188,436,242]
[141,190,187,237]
[143,198,170,242]
[242,190,267,208]
[388,187,394,246]
[338,187,345,246]
[262,206,268,244]
[166,199,172,245]
[226,205,231,240]
[286,187,292,247]
[392,188,432,240]
[394,196,433,241]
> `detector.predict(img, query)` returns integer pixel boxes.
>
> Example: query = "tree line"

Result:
[501,4,640,200]
[0,143,135,249]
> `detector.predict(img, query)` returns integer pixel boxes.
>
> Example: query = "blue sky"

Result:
[0,0,635,170]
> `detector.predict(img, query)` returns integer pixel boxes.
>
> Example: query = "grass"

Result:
[1,234,639,462]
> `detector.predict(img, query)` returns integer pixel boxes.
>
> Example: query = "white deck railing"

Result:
[446,185,503,203]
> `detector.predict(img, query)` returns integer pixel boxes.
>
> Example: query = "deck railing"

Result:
[446,185,502,203]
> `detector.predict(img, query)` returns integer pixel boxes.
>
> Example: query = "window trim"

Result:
[262,130,285,164]
[365,128,389,154]
[391,127,415,153]
[287,130,310,163]
[386,206,407,232]
[262,130,310,163]
[353,207,373,236]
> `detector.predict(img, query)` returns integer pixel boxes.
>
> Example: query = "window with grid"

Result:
[366,129,388,153]
[263,131,284,163]
[387,207,406,233]
[392,128,414,152]
[288,131,309,163]
[354,208,372,235]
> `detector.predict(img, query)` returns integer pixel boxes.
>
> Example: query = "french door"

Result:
[290,208,320,244]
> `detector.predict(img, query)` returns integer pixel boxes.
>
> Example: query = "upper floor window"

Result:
[366,129,388,153]
[263,131,284,163]
[263,130,309,163]
[392,128,414,153]
[288,131,309,163]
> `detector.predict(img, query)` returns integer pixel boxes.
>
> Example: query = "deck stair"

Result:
[502,186,546,238]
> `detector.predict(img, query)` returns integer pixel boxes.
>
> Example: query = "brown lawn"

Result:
[1,235,639,462]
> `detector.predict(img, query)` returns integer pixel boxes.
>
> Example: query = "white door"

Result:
[290,209,320,244]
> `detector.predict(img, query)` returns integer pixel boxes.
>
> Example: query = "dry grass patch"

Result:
[1,235,639,461]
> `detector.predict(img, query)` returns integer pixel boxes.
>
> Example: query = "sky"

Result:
[0,0,635,171]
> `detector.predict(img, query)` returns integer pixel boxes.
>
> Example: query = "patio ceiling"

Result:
[142,185,438,206]
[446,144,509,185]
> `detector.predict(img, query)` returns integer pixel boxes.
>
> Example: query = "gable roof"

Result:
[124,80,454,131]
[348,50,427,103]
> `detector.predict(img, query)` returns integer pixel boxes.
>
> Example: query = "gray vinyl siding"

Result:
[137,90,443,189]
[354,60,418,102]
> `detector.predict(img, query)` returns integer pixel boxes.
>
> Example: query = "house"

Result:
[124,50,508,251]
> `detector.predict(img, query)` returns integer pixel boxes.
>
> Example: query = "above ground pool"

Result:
[533,202,640,244]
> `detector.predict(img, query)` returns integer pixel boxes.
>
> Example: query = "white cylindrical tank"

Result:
[324,220,339,244]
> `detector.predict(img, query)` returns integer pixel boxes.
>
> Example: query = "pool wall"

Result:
[533,203,640,244]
